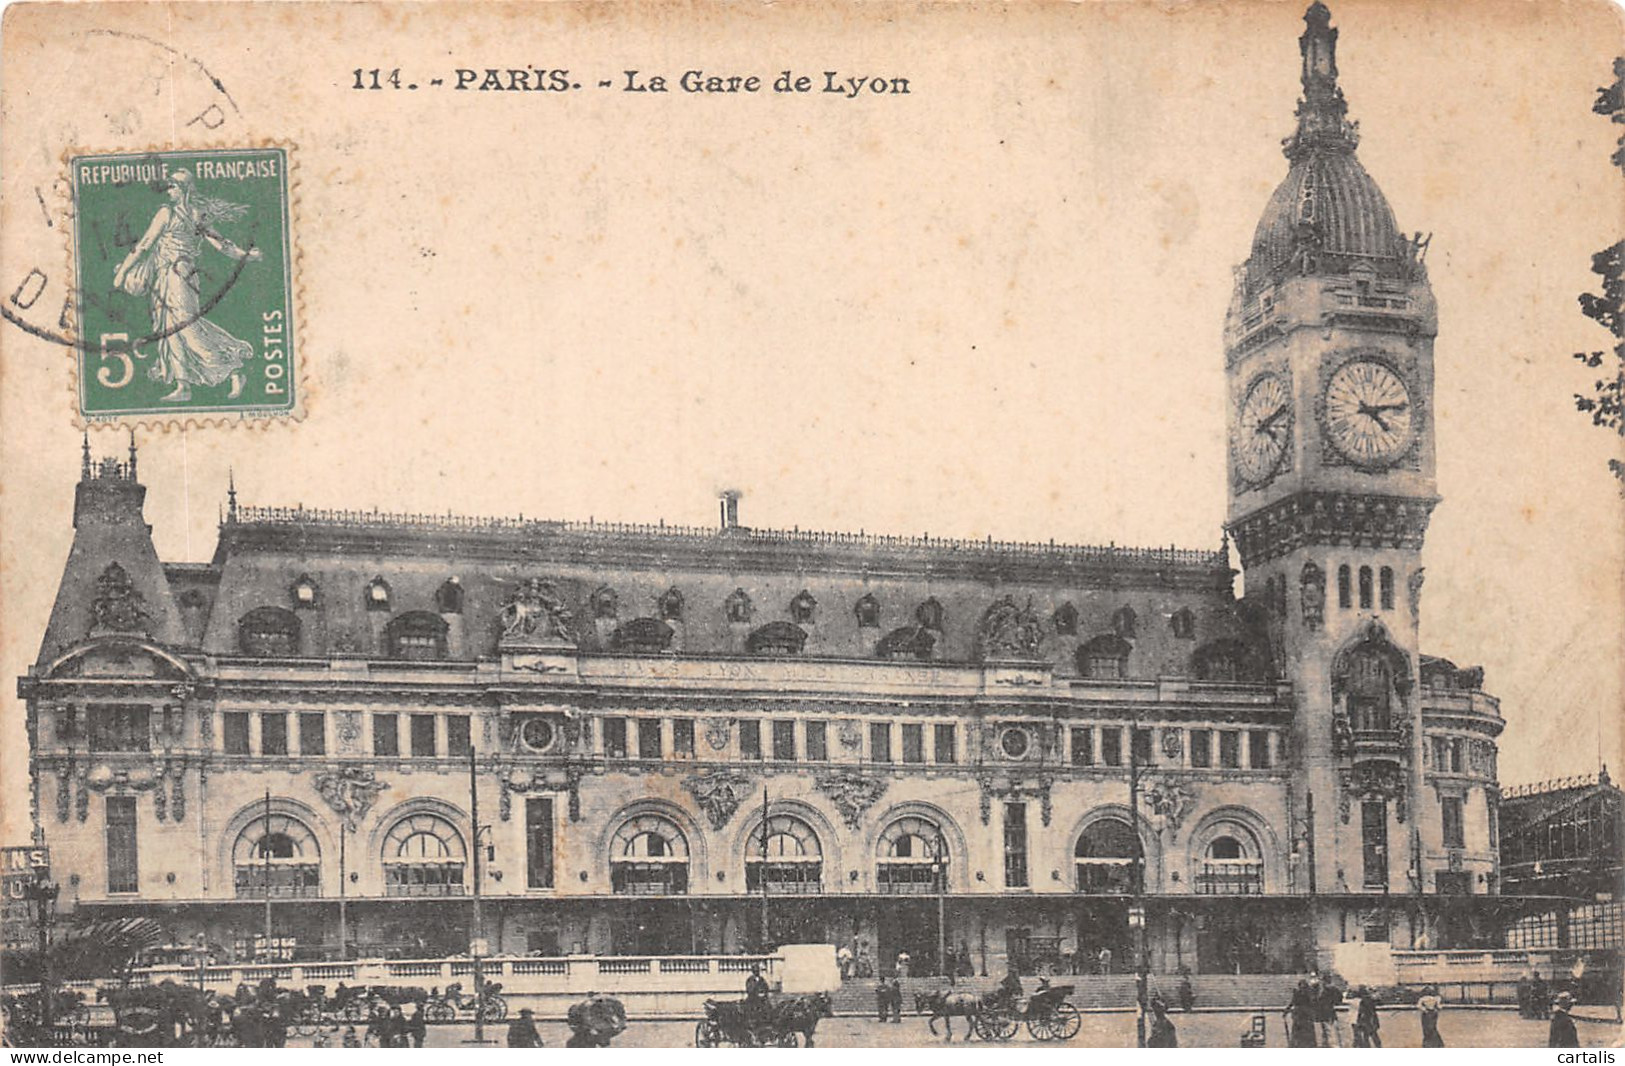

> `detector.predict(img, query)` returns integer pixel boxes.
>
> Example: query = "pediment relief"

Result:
[45,638,192,682]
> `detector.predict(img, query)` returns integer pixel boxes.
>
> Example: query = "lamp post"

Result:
[1128,709,1149,1049]
[935,824,947,978]
[465,744,494,1045]
[25,875,60,1042]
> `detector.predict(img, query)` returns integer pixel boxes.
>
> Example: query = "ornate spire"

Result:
[80,432,91,480]
[126,429,138,482]
[227,468,238,521]
[1283,2,1359,161]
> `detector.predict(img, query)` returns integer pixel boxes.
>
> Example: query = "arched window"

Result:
[877,626,935,662]
[854,594,881,629]
[386,611,448,661]
[1344,647,1395,732]
[746,621,807,656]
[1169,608,1196,640]
[1112,606,1138,639]
[1196,826,1264,895]
[746,814,823,894]
[658,587,685,621]
[1077,635,1132,680]
[612,617,674,654]
[238,607,300,657]
[914,598,945,631]
[725,588,753,624]
[1074,818,1141,895]
[589,586,619,620]
[877,815,948,894]
[435,579,464,615]
[609,814,690,895]
[789,590,818,624]
[1052,602,1079,636]
[382,813,467,896]
[1338,565,1352,609]
[1358,566,1374,610]
[1379,567,1395,611]
[366,577,392,612]
[232,814,320,898]
[290,575,319,609]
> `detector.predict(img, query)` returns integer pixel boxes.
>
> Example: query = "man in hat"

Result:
[507,1007,544,1048]
[1147,997,1178,1047]
[1351,986,1381,1048]
[1548,992,1580,1048]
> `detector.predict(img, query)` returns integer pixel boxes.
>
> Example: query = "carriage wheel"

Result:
[777,1031,800,1047]
[479,996,508,1023]
[695,1019,721,1048]
[1050,1003,1081,1041]
[990,1010,1018,1041]
[424,1000,455,1024]
[1026,1014,1055,1041]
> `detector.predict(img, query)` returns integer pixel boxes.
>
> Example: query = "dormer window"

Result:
[387,612,449,661]
[854,594,881,629]
[291,575,319,609]
[590,586,619,620]
[725,588,753,624]
[789,590,817,624]
[1052,602,1079,636]
[240,607,301,657]
[1112,606,1138,640]
[915,598,945,631]
[435,578,464,615]
[658,587,685,621]
[1170,608,1196,640]
[366,577,392,611]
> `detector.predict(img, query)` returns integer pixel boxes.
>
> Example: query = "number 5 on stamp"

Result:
[70,147,297,421]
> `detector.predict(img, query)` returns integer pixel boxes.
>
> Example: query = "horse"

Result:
[914,990,990,1041]
[772,992,833,1047]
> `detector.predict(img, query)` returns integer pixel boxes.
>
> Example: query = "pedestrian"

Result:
[1351,986,1381,1048]
[888,977,904,1023]
[365,1005,387,1048]
[1098,947,1113,975]
[1312,973,1344,1047]
[875,977,890,1022]
[386,1005,408,1048]
[406,1002,427,1048]
[342,1025,360,1049]
[1531,972,1551,1019]
[1285,979,1318,1047]
[1417,986,1445,1048]
[506,1007,544,1048]
[1177,970,1195,1013]
[837,944,854,981]
[1548,992,1580,1048]
[897,950,911,980]
[1147,998,1178,1048]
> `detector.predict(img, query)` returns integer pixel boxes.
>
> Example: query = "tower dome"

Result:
[1242,3,1418,298]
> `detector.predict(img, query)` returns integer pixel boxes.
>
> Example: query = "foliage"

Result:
[1572,59,1625,484]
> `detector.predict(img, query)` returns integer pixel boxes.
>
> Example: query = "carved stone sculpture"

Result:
[500,578,575,643]
[1299,560,1325,631]
[976,595,1044,660]
[90,562,150,635]
[1142,778,1195,835]
[314,766,388,830]
[814,771,888,829]
[683,770,756,831]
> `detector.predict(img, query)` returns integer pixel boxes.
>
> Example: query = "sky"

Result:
[0,0,1621,845]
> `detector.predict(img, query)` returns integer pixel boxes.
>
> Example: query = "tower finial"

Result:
[1284,2,1358,161]
[227,468,238,521]
[81,431,91,479]
[127,429,138,481]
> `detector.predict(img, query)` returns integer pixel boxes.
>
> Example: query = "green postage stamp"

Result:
[70,147,296,420]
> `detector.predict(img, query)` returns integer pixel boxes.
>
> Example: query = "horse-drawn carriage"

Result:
[694,992,832,1048]
[916,982,1081,1042]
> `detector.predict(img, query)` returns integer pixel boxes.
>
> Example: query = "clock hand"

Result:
[1255,406,1288,436]
[1357,402,1392,433]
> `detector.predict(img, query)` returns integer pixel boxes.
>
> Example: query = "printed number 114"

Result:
[353,69,402,90]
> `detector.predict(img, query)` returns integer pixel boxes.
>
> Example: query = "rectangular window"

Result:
[1432,736,1450,771]
[1380,567,1395,611]
[773,720,796,761]
[299,712,326,756]
[902,723,925,764]
[737,719,761,760]
[1362,800,1389,889]
[935,723,957,764]
[1338,566,1352,609]
[1442,795,1465,848]
[1450,739,1465,774]
[1071,727,1093,766]
[526,797,555,889]
[446,715,471,756]
[1100,727,1123,767]
[1003,802,1029,888]
[88,705,150,753]
[1359,567,1374,610]
[1190,729,1212,768]
[673,719,695,758]
[1132,728,1153,766]
[805,720,828,762]
[870,722,892,763]
[373,714,399,757]
[261,713,288,756]
[638,719,663,760]
[105,796,139,894]
[410,714,437,757]
[603,717,628,759]
[1249,730,1271,769]
[1219,731,1241,769]
[224,712,251,755]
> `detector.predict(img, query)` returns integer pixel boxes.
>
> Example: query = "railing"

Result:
[230,504,1226,570]
[1194,862,1265,896]
[1502,774,1605,799]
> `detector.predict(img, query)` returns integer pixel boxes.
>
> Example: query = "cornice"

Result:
[1227,490,1438,568]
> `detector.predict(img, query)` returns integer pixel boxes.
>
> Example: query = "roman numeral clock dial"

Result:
[1235,372,1293,485]
[1323,360,1415,467]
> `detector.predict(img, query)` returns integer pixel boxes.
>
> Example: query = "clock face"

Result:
[1324,360,1415,466]
[1235,373,1293,484]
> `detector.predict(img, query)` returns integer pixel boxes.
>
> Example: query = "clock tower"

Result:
[1225,3,1439,928]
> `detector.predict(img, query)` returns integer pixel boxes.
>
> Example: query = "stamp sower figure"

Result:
[1548,992,1580,1048]
[506,1007,543,1048]
[1416,986,1445,1047]
[1285,979,1318,1047]
[1147,998,1178,1048]
[111,168,263,403]
[1351,986,1382,1048]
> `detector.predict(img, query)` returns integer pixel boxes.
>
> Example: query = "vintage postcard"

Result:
[1,0,1621,1052]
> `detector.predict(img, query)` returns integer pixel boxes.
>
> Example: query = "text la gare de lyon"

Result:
[464,68,911,96]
